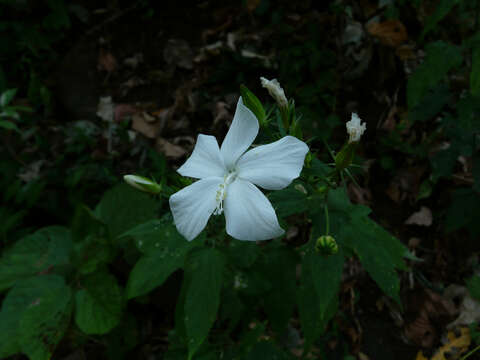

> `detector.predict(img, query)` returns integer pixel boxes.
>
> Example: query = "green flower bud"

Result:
[123,175,161,194]
[315,235,338,255]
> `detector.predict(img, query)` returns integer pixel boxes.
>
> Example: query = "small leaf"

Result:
[184,248,225,360]
[75,271,123,335]
[0,88,17,107]
[0,120,20,132]
[240,85,266,125]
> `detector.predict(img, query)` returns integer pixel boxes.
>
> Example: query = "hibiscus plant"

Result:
[0,79,410,360]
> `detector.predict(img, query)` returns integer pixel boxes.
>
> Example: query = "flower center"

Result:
[213,171,237,215]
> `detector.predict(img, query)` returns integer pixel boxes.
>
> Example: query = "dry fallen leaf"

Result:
[367,20,408,47]
[405,206,433,226]
[163,39,194,70]
[155,138,187,159]
[132,112,164,139]
[97,48,117,73]
[416,327,471,360]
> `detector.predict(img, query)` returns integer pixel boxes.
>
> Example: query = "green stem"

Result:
[324,202,330,236]
[460,344,480,360]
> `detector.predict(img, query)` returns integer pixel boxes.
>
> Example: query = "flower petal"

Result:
[169,177,223,241]
[220,97,259,170]
[224,179,284,241]
[177,134,226,179]
[236,136,309,190]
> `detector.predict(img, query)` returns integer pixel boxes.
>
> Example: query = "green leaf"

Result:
[0,88,17,107]
[75,271,123,335]
[466,275,480,301]
[268,182,308,218]
[74,234,112,275]
[240,85,266,125]
[304,248,344,322]
[184,248,225,360]
[244,341,291,360]
[226,239,260,268]
[0,120,20,132]
[407,41,462,109]
[0,275,72,360]
[0,226,73,292]
[259,245,297,332]
[445,189,480,237]
[326,188,407,304]
[471,47,480,97]
[420,0,461,40]
[408,83,450,123]
[126,220,198,299]
[298,254,338,352]
[95,183,158,239]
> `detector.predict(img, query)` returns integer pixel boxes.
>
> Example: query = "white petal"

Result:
[236,136,309,190]
[224,179,284,241]
[177,134,226,179]
[220,97,259,171]
[169,177,223,241]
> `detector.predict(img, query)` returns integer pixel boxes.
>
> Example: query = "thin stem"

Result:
[460,344,480,360]
[324,202,330,235]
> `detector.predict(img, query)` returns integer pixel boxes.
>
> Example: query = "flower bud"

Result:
[260,77,288,109]
[124,175,161,194]
[315,235,338,255]
[346,113,366,143]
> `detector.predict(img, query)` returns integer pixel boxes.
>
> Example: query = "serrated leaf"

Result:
[325,188,406,304]
[95,183,158,239]
[126,223,197,299]
[407,41,462,109]
[75,271,123,335]
[0,275,72,360]
[184,248,225,360]
[0,226,72,292]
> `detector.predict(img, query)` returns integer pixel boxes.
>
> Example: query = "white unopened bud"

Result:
[124,175,161,194]
[260,77,288,109]
[346,113,366,143]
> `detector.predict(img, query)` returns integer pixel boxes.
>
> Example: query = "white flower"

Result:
[346,113,366,143]
[169,97,309,241]
[260,77,288,109]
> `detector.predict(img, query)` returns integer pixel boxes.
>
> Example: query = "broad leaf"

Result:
[75,271,123,335]
[407,41,462,109]
[0,275,72,360]
[184,248,225,360]
[0,226,72,291]
[95,183,158,238]
[259,245,297,333]
[420,0,461,40]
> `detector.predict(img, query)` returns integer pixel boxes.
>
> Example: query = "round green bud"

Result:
[315,235,338,255]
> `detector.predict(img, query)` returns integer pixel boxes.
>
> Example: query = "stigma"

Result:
[213,171,237,215]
